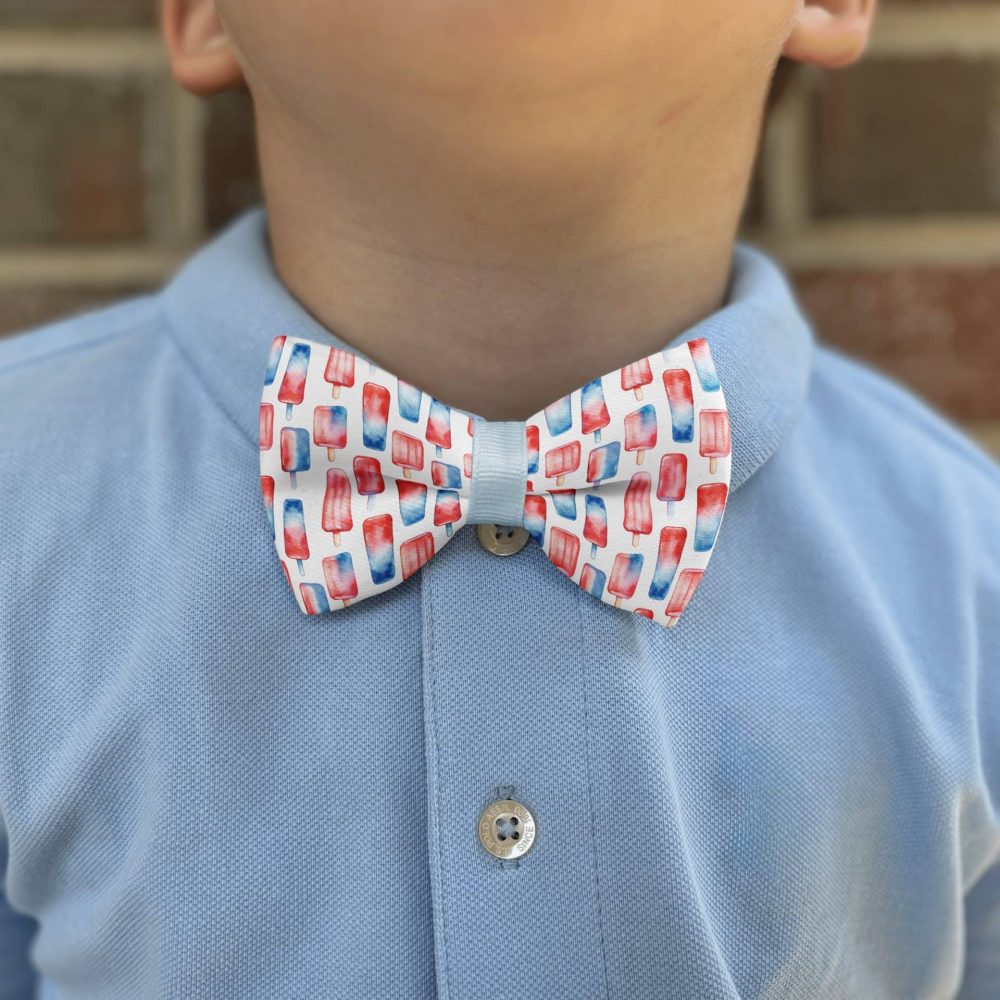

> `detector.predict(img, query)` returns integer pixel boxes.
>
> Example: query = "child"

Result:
[1,0,998,996]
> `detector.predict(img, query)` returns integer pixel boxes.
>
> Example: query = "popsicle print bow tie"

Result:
[259,335,731,628]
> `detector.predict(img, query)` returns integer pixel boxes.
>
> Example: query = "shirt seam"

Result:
[156,295,256,452]
[574,584,613,998]
[0,301,160,380]
[422,571,453,1000]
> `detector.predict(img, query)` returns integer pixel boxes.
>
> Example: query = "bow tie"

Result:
[259,335,731,628]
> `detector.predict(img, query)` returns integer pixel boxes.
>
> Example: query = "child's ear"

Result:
[161,0,244,96]
[782,0,877,69]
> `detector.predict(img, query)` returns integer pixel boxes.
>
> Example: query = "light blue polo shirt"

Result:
[1,208,998,999]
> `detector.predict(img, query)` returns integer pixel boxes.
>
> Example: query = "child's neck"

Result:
[258,100,757,421]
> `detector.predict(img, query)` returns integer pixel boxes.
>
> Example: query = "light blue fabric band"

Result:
[467,419,527,526]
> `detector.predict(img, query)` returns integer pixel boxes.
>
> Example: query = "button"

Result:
[477,798,537,860]
[476,523,529,557]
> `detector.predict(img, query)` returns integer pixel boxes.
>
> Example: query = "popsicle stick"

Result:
[710,458,718,474]
[289,472,297,490]
[403,468,411,479]
[636,451,645,465]
[327,448,336,461]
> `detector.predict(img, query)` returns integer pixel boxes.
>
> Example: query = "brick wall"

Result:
[1,1,998,457]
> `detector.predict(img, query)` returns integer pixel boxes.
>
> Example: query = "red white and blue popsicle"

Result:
[694,482,728,552]
[397,379,422,422]
[581,378,610,442]
[282,498,309,575]
[433,489,461,537]
[609,552,643,607]
[583,494,607,558]
[426,400,451,457]
[523,494,547,544]
[278,343,310,420]
[648,525,686,600]
[656,453,687,515]
[353,456,385,509]
[362,383,390,451]
[688,337,721,392]
[362,513,395,584]
[313,405,347,461]
[397,480,427,526]
[662,369,694,443]
[280,427,310,489]
[624,404,657,465]
[264,335,285,387]
[322,552,358,606]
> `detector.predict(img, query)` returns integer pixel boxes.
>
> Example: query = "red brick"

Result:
[0,75,148,244]
[791,267,1000,422]
[203,88,261,232]
[0,0,153,26]
[811,57,1000,216]
[0,286,150,337]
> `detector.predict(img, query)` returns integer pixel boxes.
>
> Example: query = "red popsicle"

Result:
[621,359,653,400]
[665,568,704,627]
[547,527,580,579]
[656,453,687,515]
[324,347,355,398]
[545,441,581,487]
[391,430,425,479]
[321,468,353,545]
[699,409,731,474]
[624,472,652,546]
[259,403,273,451]
[401,532,436,581]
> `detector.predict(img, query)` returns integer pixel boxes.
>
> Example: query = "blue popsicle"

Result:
[544,395,572,436]
[397,379,422,422]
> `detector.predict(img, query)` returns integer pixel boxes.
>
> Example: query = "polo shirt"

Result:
[1,208,998,999]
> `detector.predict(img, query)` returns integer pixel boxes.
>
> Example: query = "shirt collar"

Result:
[162,207,813,493]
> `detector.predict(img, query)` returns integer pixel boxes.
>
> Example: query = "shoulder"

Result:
[803,343,1000,531]
[810,343,1000,489]
[0,294,171,459]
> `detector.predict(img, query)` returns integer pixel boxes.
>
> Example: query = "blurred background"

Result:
[0,0,998,456]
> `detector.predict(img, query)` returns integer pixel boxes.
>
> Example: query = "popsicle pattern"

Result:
[260,334,731,627]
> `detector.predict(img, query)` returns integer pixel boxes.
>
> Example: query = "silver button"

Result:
[476,523,529,557]
[477,798,537,860]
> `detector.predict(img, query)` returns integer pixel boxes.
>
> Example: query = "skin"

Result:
[162,0,876,420]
